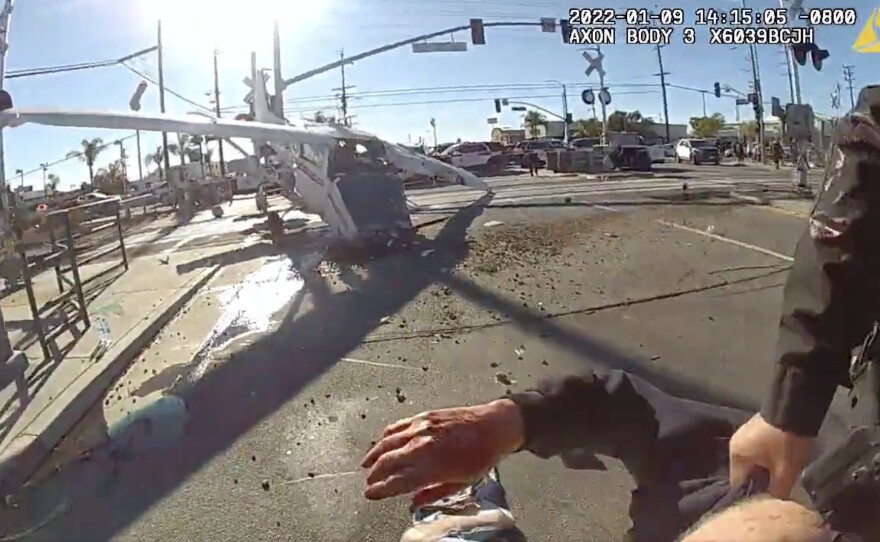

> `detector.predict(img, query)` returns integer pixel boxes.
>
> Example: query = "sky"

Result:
[3,0,878,190]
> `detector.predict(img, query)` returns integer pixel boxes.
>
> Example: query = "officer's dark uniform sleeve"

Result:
[760,89,880,437]
[508,371,659,459]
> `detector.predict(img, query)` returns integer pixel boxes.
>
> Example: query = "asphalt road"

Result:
[0,163,844,541]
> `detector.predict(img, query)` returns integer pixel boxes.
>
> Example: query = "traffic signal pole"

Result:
[283,21,546,88]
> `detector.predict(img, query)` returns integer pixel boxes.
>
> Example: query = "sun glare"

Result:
[136,0,331,55]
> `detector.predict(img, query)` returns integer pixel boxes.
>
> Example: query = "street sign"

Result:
[510,106,527,112]
[412,42,467,53]
[540,18,556,32]
[735,98,749,106]
[487,117,497,124]
[581,89,595,104]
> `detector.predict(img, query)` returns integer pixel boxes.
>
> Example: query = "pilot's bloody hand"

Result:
[361,399,524,507]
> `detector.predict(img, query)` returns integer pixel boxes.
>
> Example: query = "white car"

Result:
[439,142,506,171]
[674,139,720,165]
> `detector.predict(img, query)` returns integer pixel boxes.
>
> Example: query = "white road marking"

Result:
[656,220,794,262]
[593,203,794,262]
[341,357,427,371]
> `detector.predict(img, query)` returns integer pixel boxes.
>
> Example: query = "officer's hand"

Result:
[361,399,524,507]
[729,413,815,498]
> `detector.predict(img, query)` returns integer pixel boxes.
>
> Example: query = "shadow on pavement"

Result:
[0,194,493,540]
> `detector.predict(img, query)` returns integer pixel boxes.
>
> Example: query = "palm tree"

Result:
[95,160,126,194]
[523,110,547,139]
[572,119,601,138]
[66,137,104,183]
[46,173,60,195]
[173,133,190,166]
[145,146,166,179]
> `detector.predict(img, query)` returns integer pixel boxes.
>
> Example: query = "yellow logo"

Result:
[853,6,880,52]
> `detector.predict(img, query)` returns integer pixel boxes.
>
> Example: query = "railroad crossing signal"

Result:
[791,42,830,71]
[581,89,595,105]
[583,50,606,78]
[713,82,721,98]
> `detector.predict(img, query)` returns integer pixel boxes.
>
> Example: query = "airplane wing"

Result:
[0,108,344,146]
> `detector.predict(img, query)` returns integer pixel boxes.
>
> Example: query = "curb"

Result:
[0,264,220,494]
[729,191,769,205]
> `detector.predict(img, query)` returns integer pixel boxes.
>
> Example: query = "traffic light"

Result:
[565,113,573,124]
[713,82,721,98]
[771,96,785,119]
[470,18,485,45]
[494,99,502,113]
[560,18,572,43]
[791,43,830,71]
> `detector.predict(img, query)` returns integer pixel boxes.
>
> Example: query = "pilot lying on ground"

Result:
[361,370,870,541]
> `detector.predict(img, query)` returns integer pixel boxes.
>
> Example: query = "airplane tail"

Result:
[251,60,285,125]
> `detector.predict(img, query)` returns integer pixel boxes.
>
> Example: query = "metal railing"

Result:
[16,197,129,359]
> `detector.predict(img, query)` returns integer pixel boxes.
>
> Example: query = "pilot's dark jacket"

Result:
[510,370,864,541]
[760,85,880,438]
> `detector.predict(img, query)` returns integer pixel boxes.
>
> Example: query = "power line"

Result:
[122,62,212,112]
[278,90,660,115]
[15,132,138,179]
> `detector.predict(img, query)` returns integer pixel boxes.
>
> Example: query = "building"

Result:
[640,123,688,143]
[490,127,526,145]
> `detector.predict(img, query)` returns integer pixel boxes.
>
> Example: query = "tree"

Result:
[739,120,758,141]
[523,110,547,139]
[170,133,190,166]
[94,160,127,194]
[689,113,726,138]
[46,173,60,195]
[571,118,602,138]
[607,110,654,134]
[312,110,337,124]
[145,146,165,179]
[66,137,104,183]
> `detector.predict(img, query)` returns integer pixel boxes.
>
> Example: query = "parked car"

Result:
[515,139,569,167]
[675,138,720,165]
[437,141,507,172]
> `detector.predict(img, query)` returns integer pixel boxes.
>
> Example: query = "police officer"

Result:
[729,85,880,499]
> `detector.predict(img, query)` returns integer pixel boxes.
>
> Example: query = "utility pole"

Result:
[780,0,803,104]
[781,45,795,103]
[0,0,13,234]
[844,65,856,109]
[40,163,47,194]
[212,48,227,175]
[157,20,171,182]
[332,50,354,126]
[135,130,143,181]
[700,91,707,117]
[116,140,129,194]
[429,117,438,148]
[654,44,671,142]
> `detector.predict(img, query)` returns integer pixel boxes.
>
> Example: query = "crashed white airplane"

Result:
[0,62,489,242]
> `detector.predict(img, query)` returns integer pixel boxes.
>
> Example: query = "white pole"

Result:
[0,1,14,230]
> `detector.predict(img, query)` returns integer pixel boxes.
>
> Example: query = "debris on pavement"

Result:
[494,373,515,386]
[483,220,504,228]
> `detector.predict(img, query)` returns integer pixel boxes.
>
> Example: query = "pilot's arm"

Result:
[760,87,880,437]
